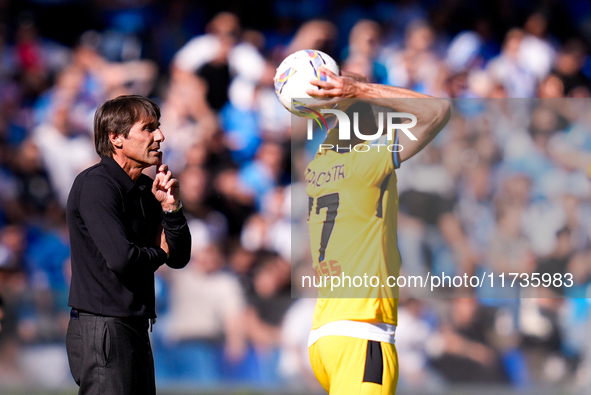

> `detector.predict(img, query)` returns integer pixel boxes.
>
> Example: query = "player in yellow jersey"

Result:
[303,67,451,394]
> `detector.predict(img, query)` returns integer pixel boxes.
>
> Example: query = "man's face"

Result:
[120,119,164,168]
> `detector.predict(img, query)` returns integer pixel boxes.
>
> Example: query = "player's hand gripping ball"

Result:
[274,49,340,118]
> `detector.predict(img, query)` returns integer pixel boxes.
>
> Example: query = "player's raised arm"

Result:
[307,66,451,163]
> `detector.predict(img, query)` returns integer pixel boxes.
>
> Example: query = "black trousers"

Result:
[66,311,156,395]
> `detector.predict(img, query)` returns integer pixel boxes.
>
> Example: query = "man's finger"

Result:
[306,88,334,98]
[158,164,168,174]
[319,66,339,79]
[151,177,159,194]
[309,79,333,89]
[161,171,172,186]
[154,172,163,186]
[165,178,179,190]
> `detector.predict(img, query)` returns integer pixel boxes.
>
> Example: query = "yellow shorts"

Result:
[308,336,399,395]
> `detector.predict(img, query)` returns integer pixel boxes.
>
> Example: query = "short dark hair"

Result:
[94,95,161,157]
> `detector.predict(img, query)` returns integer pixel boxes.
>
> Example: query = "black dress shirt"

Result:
[67,156,191,318]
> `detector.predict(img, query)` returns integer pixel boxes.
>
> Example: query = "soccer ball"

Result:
[274,49,340,117]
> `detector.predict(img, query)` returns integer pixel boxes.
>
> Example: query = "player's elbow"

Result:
[412,101,450,143]
[427,100,451,137]
[436,100,452,126]
[443,101,452,122]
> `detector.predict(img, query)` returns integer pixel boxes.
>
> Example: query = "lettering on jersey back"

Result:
[306,164,346,187]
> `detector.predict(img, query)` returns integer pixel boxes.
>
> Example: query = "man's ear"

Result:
[109,133,123,149]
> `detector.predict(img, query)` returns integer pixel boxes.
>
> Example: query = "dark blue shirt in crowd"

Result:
[66,156,191,318]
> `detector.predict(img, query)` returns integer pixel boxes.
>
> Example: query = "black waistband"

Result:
[70,308,153,322]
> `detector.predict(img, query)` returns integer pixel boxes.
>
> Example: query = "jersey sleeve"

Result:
[349,130,400,187]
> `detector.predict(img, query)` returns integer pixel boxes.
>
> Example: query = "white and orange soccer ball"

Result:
[274,49,340,118]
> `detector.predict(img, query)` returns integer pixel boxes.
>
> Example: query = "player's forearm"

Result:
[354,82,434,100]
[351,82,451,161]
[352,81,451,130]
[356,81,450,117]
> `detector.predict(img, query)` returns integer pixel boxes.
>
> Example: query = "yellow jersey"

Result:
[306,132,402,329]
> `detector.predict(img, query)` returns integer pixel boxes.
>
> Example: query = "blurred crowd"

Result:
[0,0,591,392]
